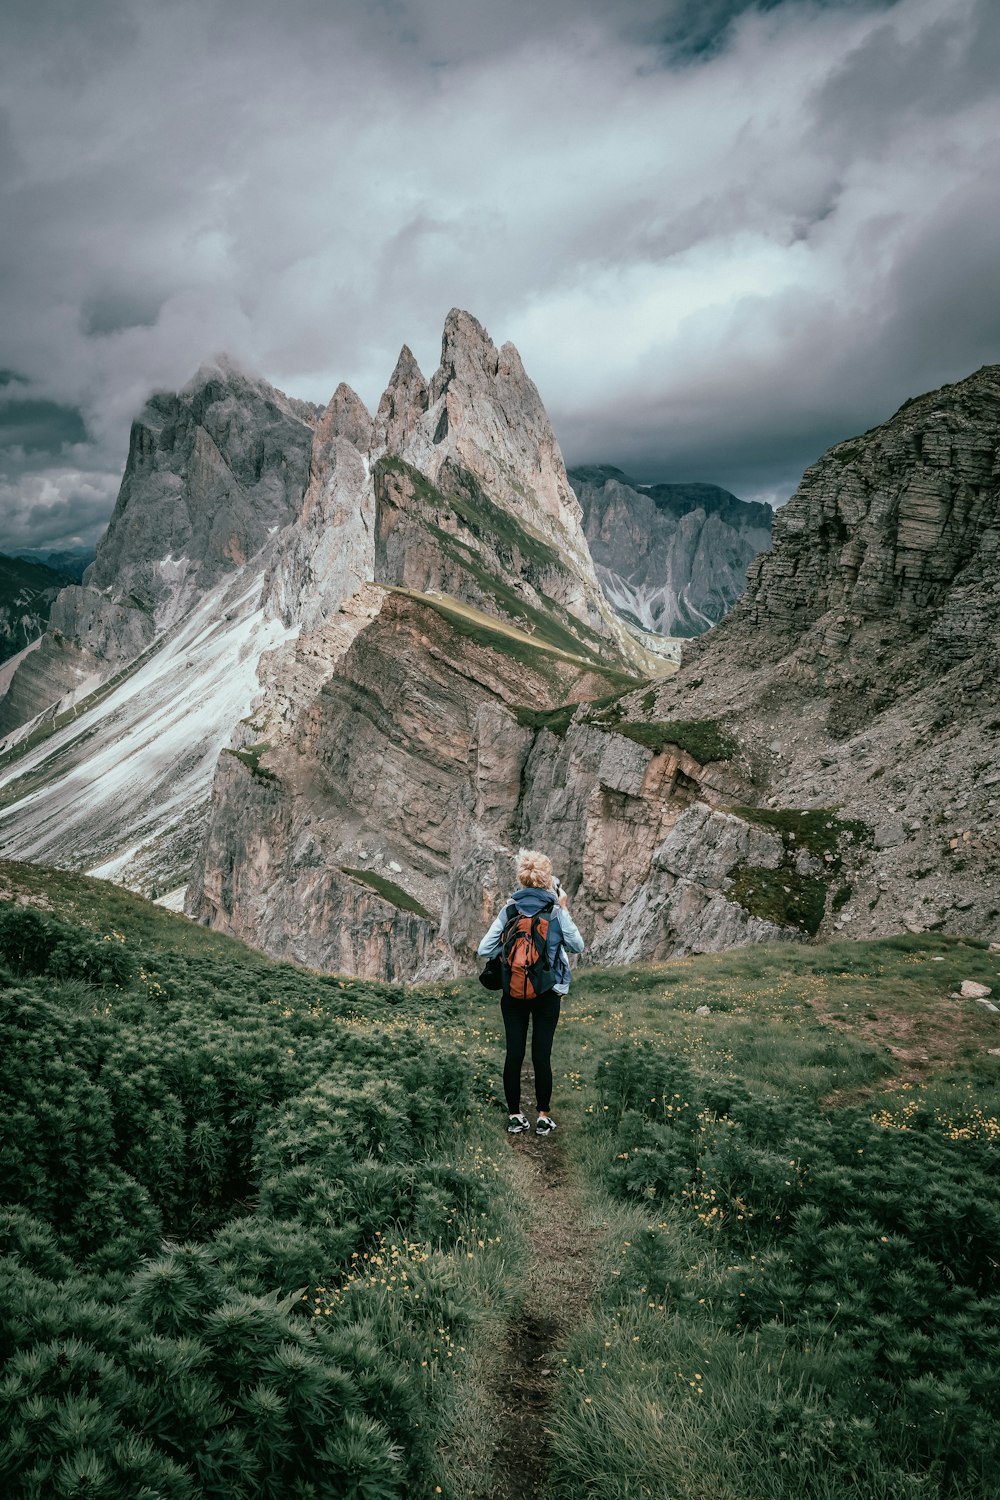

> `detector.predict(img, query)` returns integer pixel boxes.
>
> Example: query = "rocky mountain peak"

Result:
[373,345,430,453]
[372,310,601,603]
[321,382,373,450]
[179,353,321,430]
[696,362,1000,693]
[84,361,316,605]
[432,307,500,394]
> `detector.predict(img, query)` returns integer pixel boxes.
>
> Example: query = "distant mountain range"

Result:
[13,547,96,582]
[0,553,73,669]
[568,465,772,637]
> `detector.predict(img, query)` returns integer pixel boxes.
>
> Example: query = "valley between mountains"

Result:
[0,310,997,977]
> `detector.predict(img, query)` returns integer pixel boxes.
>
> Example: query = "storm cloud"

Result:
[0,0,996,546]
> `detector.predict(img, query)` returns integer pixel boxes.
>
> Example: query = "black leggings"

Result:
[500,990,562,1113]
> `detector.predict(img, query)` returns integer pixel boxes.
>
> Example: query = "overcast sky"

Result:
[1,0,998,551]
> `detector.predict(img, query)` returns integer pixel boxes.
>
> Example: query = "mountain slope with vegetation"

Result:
[1,862,998,1499]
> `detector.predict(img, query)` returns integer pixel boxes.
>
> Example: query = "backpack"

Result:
[500,898,560,1000]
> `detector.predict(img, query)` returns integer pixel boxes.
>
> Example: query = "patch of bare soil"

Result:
[481,1100,602,1500]
[809,994,974,1105]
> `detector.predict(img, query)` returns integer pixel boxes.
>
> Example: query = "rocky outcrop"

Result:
[591,804,802,965]
[0,630,100,740]
[640,365,1000,944]
[569,465,772,637]
[695,367,1000,691]
[0,555,98,740]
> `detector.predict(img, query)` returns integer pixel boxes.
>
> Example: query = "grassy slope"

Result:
[546,938,1000,1500]
[1,862,999,1498]
[385,584,643,690]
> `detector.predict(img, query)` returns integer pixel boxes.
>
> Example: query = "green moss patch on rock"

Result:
[729,806,872,868]
[728,861,829,936]
[610,718,738,765]
[513,703,579,737]
[223,742,279,783]
[340,867,433,921]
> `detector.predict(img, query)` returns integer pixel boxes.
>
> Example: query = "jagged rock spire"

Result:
[373,345,429,454]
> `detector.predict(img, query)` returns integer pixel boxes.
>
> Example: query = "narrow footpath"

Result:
[480,1103,603,1500]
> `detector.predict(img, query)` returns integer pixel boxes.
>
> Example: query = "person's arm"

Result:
[554,902,584,954]
[477,909,507,958]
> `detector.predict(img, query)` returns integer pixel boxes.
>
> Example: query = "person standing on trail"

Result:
[477,848,584,1137]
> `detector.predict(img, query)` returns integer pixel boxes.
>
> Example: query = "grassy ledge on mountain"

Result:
[222,741,279,783]
[608,718,738,764]
[1,860,998,1500]
[341,866,434,921]
[723,808,876,936]
[383,585,644,693]
[376,455,663,676]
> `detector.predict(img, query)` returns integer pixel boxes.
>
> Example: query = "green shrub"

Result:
[567,1040,1000,1498]
[0,893,508,1498]
[0,905,61,976]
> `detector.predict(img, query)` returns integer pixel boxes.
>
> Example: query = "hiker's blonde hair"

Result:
[516,848,554,889]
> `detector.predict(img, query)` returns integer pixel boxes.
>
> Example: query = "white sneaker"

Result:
[507,1113,531,1134]
[535,1115,557,1136]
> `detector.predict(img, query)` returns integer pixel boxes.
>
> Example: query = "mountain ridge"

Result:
[0,327,995,973]
[568,463,773,637]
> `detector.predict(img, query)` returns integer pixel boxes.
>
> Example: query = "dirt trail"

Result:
[481,1112,603,1500]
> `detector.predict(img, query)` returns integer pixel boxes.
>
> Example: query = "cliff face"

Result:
[188,589,647,977]
[569,465,773,637]
[0,361,318,740]
[645,365,1000,943]
[188,585,755,978]
[377,312,604,614]
[712,370,999,690]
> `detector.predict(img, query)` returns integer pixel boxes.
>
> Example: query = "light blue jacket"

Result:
[477,885,585,995]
